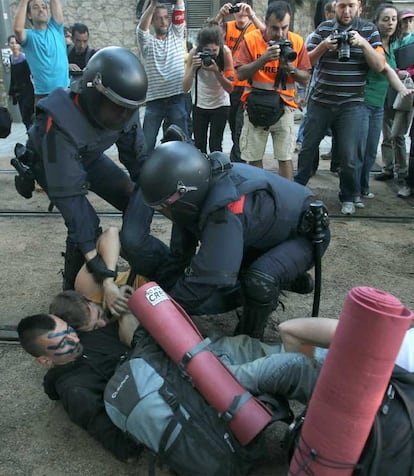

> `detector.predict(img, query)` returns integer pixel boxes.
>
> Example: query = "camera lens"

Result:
[202,57,213,67]
[338,43,350,62]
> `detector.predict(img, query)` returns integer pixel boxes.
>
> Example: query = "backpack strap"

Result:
[220,392,252,422]
[178,337,211,377]
[231,21,252,54]
[158,383,187,456]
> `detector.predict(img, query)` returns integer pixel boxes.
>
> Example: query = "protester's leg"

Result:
[398,121,414,196]
[295,99,331,185]
[378,106,396,178]
[270,106,295,180]
[229,87,244,162]
[239,112,268,168]
[192,106,209,153]
[361,105,383,195]
[296,110,307,147]
[120,187,170,280]
[184,92,193,138]
[333,103,367,203]
[143,99,165,152]
[228,352,318,404]
[329,136,340,173]
[19,92,34,131]
[208,106,229,152]
[166,94,189,140]
[408,122,414,189]
[391,109,413,181]
[210,334,283,365]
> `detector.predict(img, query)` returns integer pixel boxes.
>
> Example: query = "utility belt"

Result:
[297,200,330,241]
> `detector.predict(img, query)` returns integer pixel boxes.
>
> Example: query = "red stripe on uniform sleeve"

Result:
[227,195,246,214]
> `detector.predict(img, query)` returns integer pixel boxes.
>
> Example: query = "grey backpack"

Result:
[104,333,291,475]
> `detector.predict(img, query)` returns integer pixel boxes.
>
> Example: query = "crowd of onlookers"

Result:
[7,0,414,207]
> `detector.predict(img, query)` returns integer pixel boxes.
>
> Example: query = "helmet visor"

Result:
[88,72,144,109]
[145,181,199,210]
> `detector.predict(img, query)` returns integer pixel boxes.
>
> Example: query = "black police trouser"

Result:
[120,187,170,281]
[33,152,134,289]
[238,230,331,339]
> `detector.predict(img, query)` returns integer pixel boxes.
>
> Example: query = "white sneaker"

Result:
[341,202,355,215]
[397,185,412,198]
[362,192,375,199]
[354,197,365,209]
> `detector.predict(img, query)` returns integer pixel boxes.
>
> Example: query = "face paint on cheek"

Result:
[47,336,78,350]
[53,342,83,357]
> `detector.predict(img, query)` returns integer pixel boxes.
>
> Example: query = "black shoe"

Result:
[284,272,314,294]
[374,172,394,181]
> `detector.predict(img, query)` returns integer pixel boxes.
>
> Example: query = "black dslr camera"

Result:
[229,4,241,14]
[198,48,216,67]
[332,31,354,62]
[268,39,297,62]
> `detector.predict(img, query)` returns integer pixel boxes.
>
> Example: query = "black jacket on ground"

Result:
[43,322,143,462]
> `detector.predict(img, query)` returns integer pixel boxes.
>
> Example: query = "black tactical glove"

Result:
[86,254,117,284]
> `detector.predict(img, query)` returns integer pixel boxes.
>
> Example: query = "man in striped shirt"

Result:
[137,0,188,151]
[294,0,385,215]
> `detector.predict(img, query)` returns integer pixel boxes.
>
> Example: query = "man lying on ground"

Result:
[18,306,330,461]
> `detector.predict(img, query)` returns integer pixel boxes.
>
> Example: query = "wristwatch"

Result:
[288,68,297,76]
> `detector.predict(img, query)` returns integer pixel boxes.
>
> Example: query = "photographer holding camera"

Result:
[234,1,311,179]
[294,0,386,215]
[215,2,265,163]
[182,21,235,153]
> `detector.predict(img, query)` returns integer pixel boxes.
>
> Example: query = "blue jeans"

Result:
[295,99,368,202]
[360,104,383,195]
[296,109,307,145]
[143,94,188,151]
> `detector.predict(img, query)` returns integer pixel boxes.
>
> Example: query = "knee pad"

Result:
[241,268,279,309]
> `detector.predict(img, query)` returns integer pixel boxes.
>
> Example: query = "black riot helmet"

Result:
[140,142,212,223]
[80,46,147,131]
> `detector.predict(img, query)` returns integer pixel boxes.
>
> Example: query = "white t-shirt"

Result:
[193,62,230,110]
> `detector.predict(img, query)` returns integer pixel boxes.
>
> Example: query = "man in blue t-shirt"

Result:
[13,0,69,100]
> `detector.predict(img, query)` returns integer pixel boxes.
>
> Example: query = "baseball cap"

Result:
[399,9,414,20]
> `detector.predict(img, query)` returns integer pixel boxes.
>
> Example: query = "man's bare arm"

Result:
[14,0,29,43]
[118,313,140,347]
[279,317,338,353]
[139,0,157,32]
[350,31,385,73]
[50,0,64,25]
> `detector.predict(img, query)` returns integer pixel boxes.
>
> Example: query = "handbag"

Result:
[246,89,285,128]
[392,76,414,112]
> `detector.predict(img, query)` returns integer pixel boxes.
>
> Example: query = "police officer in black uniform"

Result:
[137,141,330,339]
[21,46,168,289]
